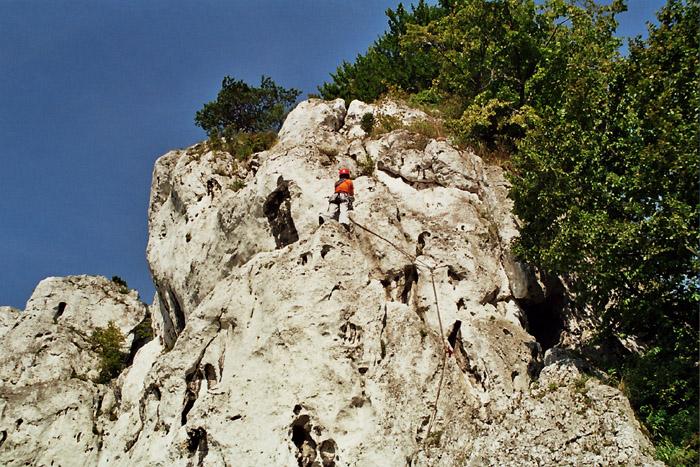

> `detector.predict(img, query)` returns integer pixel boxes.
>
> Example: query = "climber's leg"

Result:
[324,202,340,223]
[338,199,349,225]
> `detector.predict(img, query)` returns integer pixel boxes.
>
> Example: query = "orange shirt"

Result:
[334,179,354,196]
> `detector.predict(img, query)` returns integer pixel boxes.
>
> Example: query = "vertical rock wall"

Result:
[0,99,660,466]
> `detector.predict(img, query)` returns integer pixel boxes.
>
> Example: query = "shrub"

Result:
[376,114,402,134]
[231,179,246,191]
[196,75,296,162]
[572,375,590,395]
[111,276,128,294]
[360,112,375,134]
[209,128,277,161]
[656,436,699,467]
[90,321,128,384]
[318,144,339,158]
[409,88,441,107]
[358,155,375,177]
[195,75,300,137]
[111,276,127,288]
[132,314,153,342]
[405,119,441,139]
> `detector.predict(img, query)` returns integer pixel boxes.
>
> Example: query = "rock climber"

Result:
[319,168,354,227]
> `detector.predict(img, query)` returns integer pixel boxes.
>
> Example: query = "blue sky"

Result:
[0,0,665,308]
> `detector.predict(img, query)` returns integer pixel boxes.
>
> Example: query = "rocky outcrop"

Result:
[0,276,148,467]
[0,99,659,466]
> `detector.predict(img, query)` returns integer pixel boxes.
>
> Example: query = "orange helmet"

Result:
[339,168,350,176]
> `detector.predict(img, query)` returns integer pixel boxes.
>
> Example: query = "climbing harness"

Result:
[347,214,449,452]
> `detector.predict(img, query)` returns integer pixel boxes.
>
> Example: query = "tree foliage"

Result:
[510,0,699,459]
[195,75,300,137]
[90,321,128,384]
[318,0,448,102]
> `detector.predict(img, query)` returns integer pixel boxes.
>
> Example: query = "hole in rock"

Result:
[170,188,186,215]
[181,399,195,426]
[456,298,466,311]
[181,369,203,425]
[186,427,209,464]
[400,264,418,304]
[54,302,66,323]
[319,439,338,467]
[447,266,464,284]
[147,384,161,401]
[320,245,333,259]
[293,404,303,415]
[206,178,221,197]
[15,419,22,429]
[447,320,462,349]
[299,252,311,265]
[262,176,299,249]
[517,294,564,352]
[203,364,217,388]
[416,231,431,256]
[526,341,543,379]
[291,414,317,467]
[480,287,499,306]
[0,430,6,448]
[350,396,365,408]
[380,277,392,292]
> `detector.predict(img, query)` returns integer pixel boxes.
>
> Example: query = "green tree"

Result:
[195,75,300,137]
[403,0,627,149]
[318,1,447,102]
[510,0,699,459]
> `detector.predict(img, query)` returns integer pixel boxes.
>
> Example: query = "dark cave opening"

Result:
[290,414,318,466]
[186,427,209,465]
[181,368,202,425]
[263,176,299,249]
[517,292,565,352]
[53,302,66,323]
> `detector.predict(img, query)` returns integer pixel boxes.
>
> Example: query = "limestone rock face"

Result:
[0,276,148,467]
[0,99,659,466]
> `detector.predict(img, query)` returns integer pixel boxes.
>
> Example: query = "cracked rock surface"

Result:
[0,99,659,466]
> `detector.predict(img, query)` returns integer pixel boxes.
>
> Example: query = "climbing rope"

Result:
[348,217,431,269]
[347,215,448,452]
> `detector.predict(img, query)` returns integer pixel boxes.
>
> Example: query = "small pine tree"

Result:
[195,75,300,137]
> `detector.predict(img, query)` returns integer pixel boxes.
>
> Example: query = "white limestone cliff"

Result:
[0,99,660,466]
[0,276,148,466]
